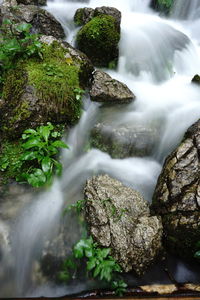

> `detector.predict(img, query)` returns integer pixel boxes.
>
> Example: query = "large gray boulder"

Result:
[90,122,159,158]
[153,119,200,260]
[0,3,65,39]
[85,174,163,275]
[90,70,135,104]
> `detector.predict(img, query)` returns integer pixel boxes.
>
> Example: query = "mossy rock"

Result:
[192,74,200,85]
[0,38,93,139]
[150,0,174,15]
[76,15,120,67]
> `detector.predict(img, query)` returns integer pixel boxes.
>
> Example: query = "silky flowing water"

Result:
[1,0,200,297]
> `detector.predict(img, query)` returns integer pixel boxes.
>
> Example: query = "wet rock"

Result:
[0,36,93,138]
[76,15,120,67]
[74,6,121,28]
[90,70,135,104]
[0,3,65,39]
[93,6,121,30]
[74,7,94,26]
[153,119,200,260]
[90,122,159,158]
[192,74,200,85]
[16,0,47,6]
[85,174,163,275]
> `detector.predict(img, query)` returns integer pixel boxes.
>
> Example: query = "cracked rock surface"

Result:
[153,119,200,260]
[84,174,163,275]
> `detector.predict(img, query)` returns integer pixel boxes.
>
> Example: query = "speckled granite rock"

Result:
[84,174,163,275]
[90,70,135,104]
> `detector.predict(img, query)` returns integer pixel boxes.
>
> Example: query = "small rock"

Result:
[90,70,135,104]
[192,74,200,85]
[85,174,163,275]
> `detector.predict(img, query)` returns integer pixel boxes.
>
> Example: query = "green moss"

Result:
[74,8,84,26]
[77,15,120,67]
[0,141,23,183]
[1,41,83,138]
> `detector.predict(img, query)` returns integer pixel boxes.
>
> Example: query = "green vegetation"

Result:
[59,236,127,296]
[17,122,68,187]
[194,241,200,262]
[0,141,23,183]
[77,15,120,67]
[158,0,173,8]
[0,123,67,187]
[0,20,42,92]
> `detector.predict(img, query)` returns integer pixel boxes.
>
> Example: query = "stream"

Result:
[1,0,200,297]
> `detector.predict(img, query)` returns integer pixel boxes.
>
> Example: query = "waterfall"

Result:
[1,0,200,297]
[172,0,200,20]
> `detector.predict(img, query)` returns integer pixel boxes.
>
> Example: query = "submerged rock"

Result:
[85,174,163,275]
[0,3,65,39]
[153,119,200,260]
[76,15,120,67]
[90,70,135,104]
[90,122,158,158]
[0,36,93,138]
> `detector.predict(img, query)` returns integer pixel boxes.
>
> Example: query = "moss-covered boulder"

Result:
[0,36,93,139]
[74,6,121,28]
[152,119,200,261]
[76,15,120,67]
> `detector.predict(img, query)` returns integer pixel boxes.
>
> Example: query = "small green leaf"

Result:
[51,140,68,148]
[87,258,96,271]
[42,156,52,173]
[22,138,42,149]
[194,250,200,259]
[20,151,38,161]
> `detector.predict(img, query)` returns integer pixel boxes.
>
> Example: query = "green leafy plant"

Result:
[111,280,128,297]
[74,87,85,101]
[42,63,64,77]
[0,19,42,88]
[59,236,127,295]
[16,122,68,187]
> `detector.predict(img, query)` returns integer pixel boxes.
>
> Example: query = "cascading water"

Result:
[1,0,200,297]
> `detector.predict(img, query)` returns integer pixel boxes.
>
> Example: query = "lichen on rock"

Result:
[84,174,163,275]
